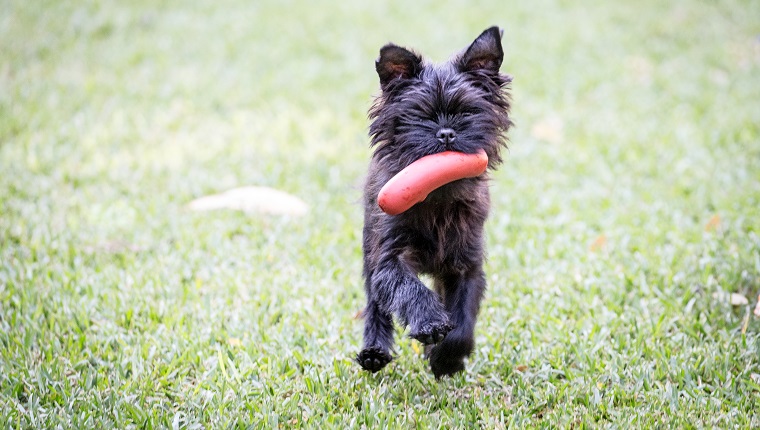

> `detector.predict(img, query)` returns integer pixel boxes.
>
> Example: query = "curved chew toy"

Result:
[377,148,488,215]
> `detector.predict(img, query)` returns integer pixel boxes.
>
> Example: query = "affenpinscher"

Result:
[358,26,513,378]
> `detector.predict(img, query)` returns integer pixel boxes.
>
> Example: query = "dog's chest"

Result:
[402,199,485,274]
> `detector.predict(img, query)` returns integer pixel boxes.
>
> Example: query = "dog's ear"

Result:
[376,44,422,88]
[460,26,504,73]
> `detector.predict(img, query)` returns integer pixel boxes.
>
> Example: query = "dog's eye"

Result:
[459,108,482,118]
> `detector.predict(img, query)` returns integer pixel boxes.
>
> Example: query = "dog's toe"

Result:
[356,347,392,372]
[433,331,446,343]
[409,321,453,345]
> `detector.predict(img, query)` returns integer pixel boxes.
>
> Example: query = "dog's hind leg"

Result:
[357,297,394,372]
[427,267,486,378]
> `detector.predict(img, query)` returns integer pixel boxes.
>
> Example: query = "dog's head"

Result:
[369,27,513,171]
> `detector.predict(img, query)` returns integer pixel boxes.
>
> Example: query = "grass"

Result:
[1,0,759,427]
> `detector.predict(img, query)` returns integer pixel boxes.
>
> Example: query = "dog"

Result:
[357,26,513,378]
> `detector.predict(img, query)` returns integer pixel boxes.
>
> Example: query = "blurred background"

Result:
[1,0,759,425]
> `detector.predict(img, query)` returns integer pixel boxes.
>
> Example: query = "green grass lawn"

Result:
[2,0,760,427]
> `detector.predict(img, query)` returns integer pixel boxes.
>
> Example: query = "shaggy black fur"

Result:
[357,26,513,378]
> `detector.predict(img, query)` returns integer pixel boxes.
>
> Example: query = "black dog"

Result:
[357,27,513,378]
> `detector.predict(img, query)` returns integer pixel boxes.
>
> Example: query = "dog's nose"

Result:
[436,128,456,145]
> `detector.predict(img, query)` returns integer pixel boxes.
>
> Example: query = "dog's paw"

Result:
[427,335,473,378]
[409,321,453,345]
[430,353,466,379]
[356,347,392,373]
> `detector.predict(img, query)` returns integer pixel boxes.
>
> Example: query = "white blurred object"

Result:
[188,186,308,216]
[712,291,749,306]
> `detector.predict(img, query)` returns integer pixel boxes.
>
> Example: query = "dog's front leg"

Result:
[428,267,486,378]
[373,251,452,345]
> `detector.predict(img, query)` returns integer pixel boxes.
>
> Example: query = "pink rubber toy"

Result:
[377,149,488,215]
